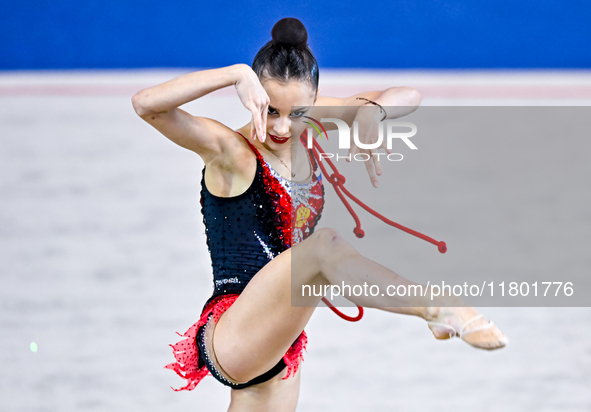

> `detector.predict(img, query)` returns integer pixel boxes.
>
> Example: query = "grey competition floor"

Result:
[1,70,590,411]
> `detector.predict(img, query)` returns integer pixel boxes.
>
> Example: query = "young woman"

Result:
[132,17,507,412]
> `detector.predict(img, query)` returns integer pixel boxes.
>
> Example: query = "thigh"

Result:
[213,235,329,382]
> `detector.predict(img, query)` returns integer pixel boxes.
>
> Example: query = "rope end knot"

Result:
[330,173,346,185]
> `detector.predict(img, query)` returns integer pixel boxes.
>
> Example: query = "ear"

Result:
[314,88,321,104]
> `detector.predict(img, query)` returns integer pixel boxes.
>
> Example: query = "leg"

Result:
[214,228,506,383]
[227,367,301,412]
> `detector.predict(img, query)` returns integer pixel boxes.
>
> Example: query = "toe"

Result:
[462,324,508,350]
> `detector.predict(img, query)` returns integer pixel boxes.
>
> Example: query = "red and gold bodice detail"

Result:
[265,156,324,246]
[247,137,325,248]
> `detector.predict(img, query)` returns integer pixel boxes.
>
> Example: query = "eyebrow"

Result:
[268,105,309,113]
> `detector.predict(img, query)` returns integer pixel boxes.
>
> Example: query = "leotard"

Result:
[165,131,324,390]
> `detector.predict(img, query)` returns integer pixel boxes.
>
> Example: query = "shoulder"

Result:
[203,129,259,197]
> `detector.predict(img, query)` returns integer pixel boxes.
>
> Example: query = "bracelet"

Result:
[356,97,387,121]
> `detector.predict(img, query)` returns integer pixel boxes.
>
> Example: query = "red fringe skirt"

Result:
[164,294,307,391]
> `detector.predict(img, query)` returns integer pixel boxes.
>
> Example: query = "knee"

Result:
[310,228,342,253]
[312,227,341,244]
[309,228,357,262]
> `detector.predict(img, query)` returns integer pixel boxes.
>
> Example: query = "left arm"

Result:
[312,87,422,188]
[313,86,422,128]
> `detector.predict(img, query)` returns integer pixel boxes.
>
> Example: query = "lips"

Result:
[269,134,290,144]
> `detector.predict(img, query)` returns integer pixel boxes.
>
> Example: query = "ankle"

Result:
[422,306,441,322]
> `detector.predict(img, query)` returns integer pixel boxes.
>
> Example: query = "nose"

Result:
[273,115,291,136]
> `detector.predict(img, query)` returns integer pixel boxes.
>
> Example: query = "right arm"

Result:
[131,64,269,163]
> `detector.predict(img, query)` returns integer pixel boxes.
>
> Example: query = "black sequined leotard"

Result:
[200,132,324,304]
[165,131,325,391]
[200,156,285,300]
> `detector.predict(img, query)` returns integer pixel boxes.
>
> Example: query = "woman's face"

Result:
[259,78,317,150]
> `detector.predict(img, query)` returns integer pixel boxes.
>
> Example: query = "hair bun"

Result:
[271,18,308,49]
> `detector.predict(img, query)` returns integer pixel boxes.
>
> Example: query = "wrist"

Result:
[355,103,385,123]
[230,63,253,86]
[356,97,387,121]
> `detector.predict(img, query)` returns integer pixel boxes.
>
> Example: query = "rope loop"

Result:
[330,173,346,185]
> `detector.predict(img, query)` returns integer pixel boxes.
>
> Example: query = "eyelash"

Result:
[268,109,306,118]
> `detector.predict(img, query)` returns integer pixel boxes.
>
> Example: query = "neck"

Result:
[238,124,310,180]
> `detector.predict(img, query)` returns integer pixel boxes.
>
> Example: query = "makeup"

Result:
[269,134,290,144]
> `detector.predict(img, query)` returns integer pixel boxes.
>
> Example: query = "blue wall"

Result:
[2,0,590,70]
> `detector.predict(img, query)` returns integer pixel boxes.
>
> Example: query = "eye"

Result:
[267,107,278,115]
[290,110,306,118]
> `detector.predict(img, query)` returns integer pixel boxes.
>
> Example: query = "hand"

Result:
[234,66,270,142]
[347,106,391,188]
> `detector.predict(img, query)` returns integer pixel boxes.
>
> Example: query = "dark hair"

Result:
[252,18,319,91]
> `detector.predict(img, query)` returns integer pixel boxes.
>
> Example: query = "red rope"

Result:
[301,134,447,322]
[305,135,447,253]
[321,297,364,322]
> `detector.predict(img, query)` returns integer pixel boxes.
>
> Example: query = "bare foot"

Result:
[425,305,508,350]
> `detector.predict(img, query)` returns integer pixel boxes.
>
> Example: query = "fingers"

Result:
[256,90,269,142]
[347,143,358,163]
[350,142,381,187]
[261,103,268,143]
[250,94,269,142]
[382,139,392,155]
[371,148,382,177]
[249,117,255,141]
[364,152,379,188]
[262,91,270,139]
[247,104,264,142]
[250,115,256,141]
[254,109,264,142]
[246,103,258,141]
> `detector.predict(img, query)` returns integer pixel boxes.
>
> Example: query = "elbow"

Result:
[131,90,155,118]
[383,86,422,110]
[404,87,422,107]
